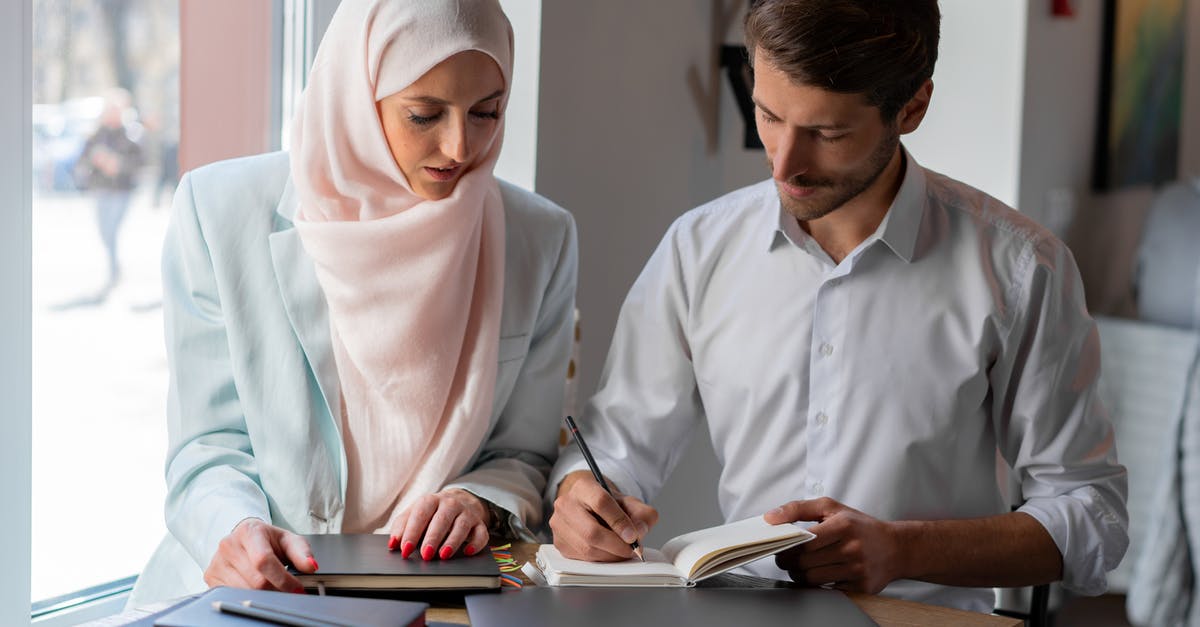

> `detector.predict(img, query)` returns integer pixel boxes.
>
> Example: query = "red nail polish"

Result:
[307,556,319,571]
[439,546,453,560]
[464,545,476,556]
[421,545,434,561]
[387,536,398,551]
[401,541,415,559]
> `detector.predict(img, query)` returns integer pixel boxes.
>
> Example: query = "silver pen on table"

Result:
[212,599,347,627]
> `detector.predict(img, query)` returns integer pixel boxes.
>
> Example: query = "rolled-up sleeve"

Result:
[992,236,1129,595]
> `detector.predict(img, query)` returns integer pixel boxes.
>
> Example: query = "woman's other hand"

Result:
[203,518,318,592]
[387,489,491,560]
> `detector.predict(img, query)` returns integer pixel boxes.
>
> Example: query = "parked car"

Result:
[32,96,134,193]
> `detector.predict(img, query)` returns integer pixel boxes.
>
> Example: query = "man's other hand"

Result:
[766,497,903,594]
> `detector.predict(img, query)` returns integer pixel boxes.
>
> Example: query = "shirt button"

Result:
[815,412,828,426]
[820,343,834,356]
[810,481,823,495]
[828,278,841,288]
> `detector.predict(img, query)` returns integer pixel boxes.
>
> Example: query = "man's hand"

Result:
[204,518,317,593]
[387,489,491,561]
[550,470,659,562]
[766,498,904,594]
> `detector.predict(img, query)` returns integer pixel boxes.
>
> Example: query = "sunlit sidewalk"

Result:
[31,186,171,601]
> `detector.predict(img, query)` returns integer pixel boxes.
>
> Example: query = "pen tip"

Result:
[634,546,645,562]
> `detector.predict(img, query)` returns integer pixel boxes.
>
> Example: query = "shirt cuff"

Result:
[173,489,271,570]
[545,448,646,509]
[444,484,538,543]
[1018,484,1129,595]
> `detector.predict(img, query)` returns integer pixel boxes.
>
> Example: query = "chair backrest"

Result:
[1096,316,1199,592]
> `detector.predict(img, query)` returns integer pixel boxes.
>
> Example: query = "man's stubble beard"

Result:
[773,127,901,223]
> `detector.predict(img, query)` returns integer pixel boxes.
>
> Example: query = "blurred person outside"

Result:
[69,87,143,304]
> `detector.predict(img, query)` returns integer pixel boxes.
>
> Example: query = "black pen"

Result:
[564,415,645,561]
[212,600,346,627]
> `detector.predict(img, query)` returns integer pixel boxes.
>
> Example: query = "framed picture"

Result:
[1093,0,1188,191]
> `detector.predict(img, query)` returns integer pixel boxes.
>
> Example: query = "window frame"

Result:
[1,0,33,625]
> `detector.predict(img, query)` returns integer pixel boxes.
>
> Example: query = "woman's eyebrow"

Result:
[475,89,504,104]
[403,89,505,106]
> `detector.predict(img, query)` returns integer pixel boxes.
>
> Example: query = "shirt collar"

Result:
[767,146,927,264]
[875,147,926,263]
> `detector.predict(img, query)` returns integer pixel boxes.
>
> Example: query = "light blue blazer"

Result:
[130,152,577,605]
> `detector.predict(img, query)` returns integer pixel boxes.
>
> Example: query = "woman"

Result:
[130,0,576,604]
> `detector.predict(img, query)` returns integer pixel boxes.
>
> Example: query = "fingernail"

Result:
[306,556,319,571]
[464,545,476,556]
[401,541,415,559]
[421,545,434,561]
[439,546,453,560]
[292,586,306,594]
[620,527,637,543]
[638,522,649,535]
[768,507,784,517]
[387,536,398,551]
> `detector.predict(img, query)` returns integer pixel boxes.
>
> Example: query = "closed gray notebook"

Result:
[465,587,878,626]
[153,586,427,627]
[291,533,501,590]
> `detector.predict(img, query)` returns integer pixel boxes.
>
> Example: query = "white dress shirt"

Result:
[549,151,1128,613]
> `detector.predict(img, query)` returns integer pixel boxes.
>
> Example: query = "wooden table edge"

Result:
[427,543,1021,627]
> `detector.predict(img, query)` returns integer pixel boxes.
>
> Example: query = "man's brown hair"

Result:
[744,0,940,120]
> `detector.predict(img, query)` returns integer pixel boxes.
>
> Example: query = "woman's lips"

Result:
[424,164,462,182]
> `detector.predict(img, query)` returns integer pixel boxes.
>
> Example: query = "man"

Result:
[548,0,1128,613]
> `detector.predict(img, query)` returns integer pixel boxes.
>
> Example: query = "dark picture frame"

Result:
[1092,0,1188,191]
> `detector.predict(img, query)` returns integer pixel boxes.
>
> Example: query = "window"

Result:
[31,0,178,603]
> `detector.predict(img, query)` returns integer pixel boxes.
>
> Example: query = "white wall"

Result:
[1,0,32,624]
[1016,0,1106,235]
[493,0,542,191]
[534,0,767,542]
[904,0,1028,208]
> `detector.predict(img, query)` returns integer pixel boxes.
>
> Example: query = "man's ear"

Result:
[897,79,934,135]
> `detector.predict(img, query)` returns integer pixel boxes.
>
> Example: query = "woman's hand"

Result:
[387,489,492,560]
[204,518,318,592]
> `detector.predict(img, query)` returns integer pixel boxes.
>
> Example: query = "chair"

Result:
[993,579,1051,627]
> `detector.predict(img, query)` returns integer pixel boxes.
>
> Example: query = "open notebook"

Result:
[532,516,815,587]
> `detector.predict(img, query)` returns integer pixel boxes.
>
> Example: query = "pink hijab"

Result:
[290,0,512,533]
